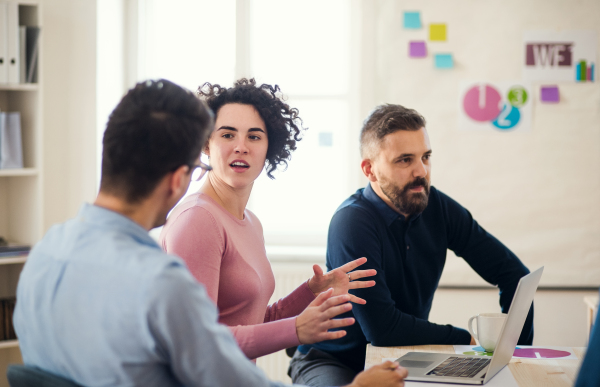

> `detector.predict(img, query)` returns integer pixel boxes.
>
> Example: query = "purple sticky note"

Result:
[540,86,560,103]
[409,41,427,58]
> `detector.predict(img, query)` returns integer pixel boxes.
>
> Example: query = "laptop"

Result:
[395,266,543,385]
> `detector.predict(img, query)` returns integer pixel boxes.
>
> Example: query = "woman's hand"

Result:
[307,257,376,304]
[295,288,356,344]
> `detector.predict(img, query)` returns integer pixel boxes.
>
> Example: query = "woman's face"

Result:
[206,103,268,189]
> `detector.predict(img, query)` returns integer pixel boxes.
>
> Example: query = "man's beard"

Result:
[380,176,430,216]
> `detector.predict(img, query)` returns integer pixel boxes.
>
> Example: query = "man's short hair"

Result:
[100,79,213,203]
[360,104,426,159]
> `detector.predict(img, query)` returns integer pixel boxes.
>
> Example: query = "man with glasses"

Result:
[13,80,407,387]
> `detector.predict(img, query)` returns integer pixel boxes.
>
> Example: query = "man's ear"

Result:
[361,159,378,183]
[169,165,191,199]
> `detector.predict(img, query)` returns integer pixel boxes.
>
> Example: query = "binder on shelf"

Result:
[18,26,25,83]
[0,111,23,169]
[6,1,19,84]
[0,298,4,341]
[0,2,8,83]
[0,297,17,341]
[25,26,39,83]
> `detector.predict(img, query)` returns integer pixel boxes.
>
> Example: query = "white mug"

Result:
[467,313,506,352]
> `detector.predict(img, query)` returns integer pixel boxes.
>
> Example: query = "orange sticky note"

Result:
[429,24,447,41]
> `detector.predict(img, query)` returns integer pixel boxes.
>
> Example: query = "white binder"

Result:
[0,2,7,83]
[6,1,19,84]
[0,111,24,169]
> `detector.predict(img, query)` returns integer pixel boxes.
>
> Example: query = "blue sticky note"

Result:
[434,53,454,69]
[318,132,333,147]
[404,12,421,29]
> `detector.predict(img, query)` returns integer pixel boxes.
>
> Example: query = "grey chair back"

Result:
[7,365,83,387]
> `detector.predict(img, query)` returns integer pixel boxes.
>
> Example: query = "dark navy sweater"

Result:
[299,184,534,372]
[575,290,600,387]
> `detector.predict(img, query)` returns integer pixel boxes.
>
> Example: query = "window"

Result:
[137,0,359,247]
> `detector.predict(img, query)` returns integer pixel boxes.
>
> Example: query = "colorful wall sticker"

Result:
[459,82,532,132]
[523,31,596,82]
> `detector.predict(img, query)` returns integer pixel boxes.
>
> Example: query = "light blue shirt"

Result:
[14,203,290,387]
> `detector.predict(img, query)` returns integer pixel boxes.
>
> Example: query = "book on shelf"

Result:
[25,26,40,83]
[0,297,17,341]
[0,111,23,169]
[0,242,30,258]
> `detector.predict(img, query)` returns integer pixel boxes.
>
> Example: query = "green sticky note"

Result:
[404,12,421,29]
[434,54,453,69]
[429,23,447,41]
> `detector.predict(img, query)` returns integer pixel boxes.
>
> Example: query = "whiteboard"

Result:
[367,0,600,287]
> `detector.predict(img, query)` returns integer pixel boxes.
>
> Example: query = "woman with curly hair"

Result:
[159,78,376,361]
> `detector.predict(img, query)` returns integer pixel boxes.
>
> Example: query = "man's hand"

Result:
[295,288,356,344]
[307,257,376,304]
[346,361,408,387]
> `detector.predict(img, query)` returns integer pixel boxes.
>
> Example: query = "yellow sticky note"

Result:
[429,24,447,41]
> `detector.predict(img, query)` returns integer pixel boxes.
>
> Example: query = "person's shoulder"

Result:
[165,194,224,230]
[243,208,263,230]
[330,188,382,230]
[335,188,378,217]
[119,239,187,274]
[426,186,466,212]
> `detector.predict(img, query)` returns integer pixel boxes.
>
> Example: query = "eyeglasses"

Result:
[191,161,212,181]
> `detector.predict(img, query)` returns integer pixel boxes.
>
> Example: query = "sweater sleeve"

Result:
[441,191,534,345]
[161,206,305,360]
[575,291,600,387]
[229,318,301,360]
[264,281,315,322]
[328,206,471,346]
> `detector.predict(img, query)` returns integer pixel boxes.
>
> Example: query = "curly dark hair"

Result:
[197,78,304,179]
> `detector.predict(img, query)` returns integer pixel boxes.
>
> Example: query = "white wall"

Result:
[358,0,600,288]
[42,0,98,230]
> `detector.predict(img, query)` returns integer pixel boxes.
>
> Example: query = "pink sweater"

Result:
[159,193,315,360]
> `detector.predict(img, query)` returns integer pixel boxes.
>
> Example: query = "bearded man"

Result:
[288,104,534,387]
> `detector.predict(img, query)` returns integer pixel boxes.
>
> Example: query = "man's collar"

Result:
[363,184,425,226]
[363,183,405,226]
[77,203,160,249]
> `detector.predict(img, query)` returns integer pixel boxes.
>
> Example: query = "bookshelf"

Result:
[0,2,41,386]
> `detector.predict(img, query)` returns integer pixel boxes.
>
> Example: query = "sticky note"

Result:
[434,54,453,69]
[318,132,333,147]
[403,12,421,29]
[409,41,427,58]
[540,86,559,103]
[429,24,447,41]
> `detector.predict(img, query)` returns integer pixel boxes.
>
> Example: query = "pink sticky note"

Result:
[409,41,427,58]
[540,86,559,103]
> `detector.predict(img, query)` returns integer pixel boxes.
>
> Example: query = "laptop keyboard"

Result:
[426,356,490,378]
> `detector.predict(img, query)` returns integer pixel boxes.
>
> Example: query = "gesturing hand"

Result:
[307,257,376,304]
[295,288,356,345]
